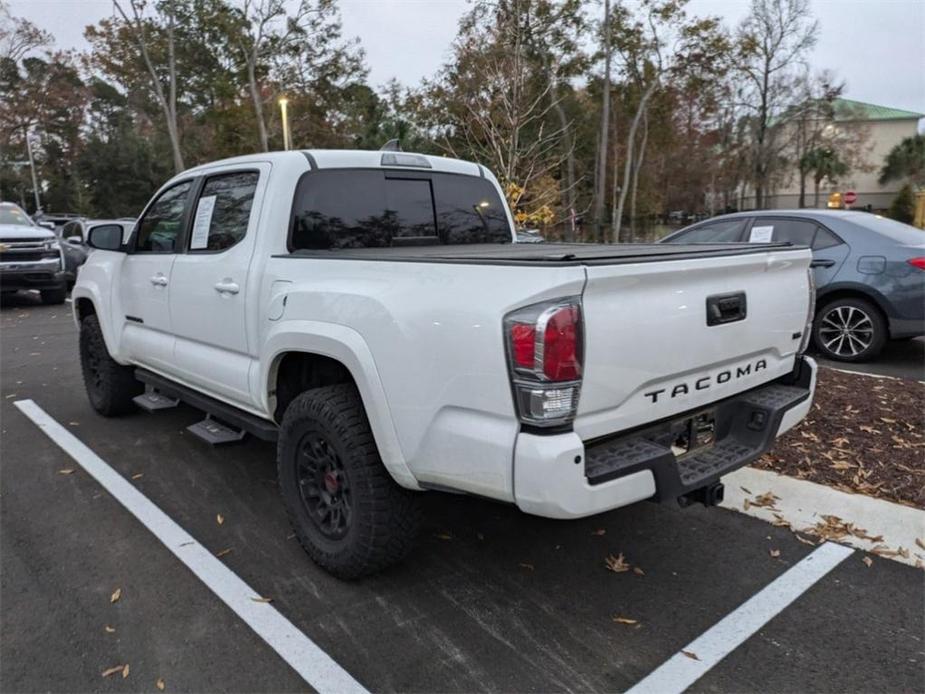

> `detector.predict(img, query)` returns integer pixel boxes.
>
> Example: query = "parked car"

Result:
[661,210,925,362]
[73,150,816,578]
[55,218,136,285]
[32,212,80,234]
[515,228,545,243]
[0,202,68,304]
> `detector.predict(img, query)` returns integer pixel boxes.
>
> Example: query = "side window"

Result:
[812,226,843,250]
[61,221,77,239]
[135,181,192,253]
[189,172,259,252]
[750,218,817,246]
[672,219,746,243]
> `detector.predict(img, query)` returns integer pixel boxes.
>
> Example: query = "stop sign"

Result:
[844,191,857,205]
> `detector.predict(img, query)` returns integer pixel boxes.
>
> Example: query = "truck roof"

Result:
[181,149,486,179]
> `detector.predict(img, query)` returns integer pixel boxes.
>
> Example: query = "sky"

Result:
[9,0,925,116]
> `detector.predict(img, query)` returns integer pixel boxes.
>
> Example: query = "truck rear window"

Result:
[290,170,512,250]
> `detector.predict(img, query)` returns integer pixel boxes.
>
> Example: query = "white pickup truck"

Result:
[74,150,817,578]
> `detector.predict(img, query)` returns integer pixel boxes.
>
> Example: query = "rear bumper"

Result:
[0,261,67,292]
[513,356,816,519]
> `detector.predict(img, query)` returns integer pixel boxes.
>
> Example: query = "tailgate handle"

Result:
[706,292,746,326]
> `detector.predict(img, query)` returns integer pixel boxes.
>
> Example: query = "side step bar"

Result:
[133,388,180,412]
[187,416,247,445]
[134,368,279,442]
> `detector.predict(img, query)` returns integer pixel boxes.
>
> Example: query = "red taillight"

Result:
[506,301,582,382]
[510,323,536,369]
[908,257,925,270]
[541,305,581,380]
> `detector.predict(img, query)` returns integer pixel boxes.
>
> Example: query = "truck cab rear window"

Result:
[290,170,511,250]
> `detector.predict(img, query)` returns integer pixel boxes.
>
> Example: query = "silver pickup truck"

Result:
[0,202,68,304]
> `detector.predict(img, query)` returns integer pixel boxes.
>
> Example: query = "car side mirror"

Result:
[88,224,126,251]
[66,235,84,245]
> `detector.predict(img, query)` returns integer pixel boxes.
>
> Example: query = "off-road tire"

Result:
[812,296,887,363]
[41,287,67,305]
[79,314,142,415]
[278,384,421,579]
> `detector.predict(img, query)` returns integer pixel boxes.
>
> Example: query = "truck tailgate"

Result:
[576,248,812,441]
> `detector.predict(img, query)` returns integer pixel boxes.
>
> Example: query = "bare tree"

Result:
[113,0,184,172]
[611,0,728,241]
[736,0,818,208]
[592,0,612,242]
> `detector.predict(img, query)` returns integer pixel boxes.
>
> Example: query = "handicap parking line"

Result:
[14,399,368,694]
[627,541,853,694]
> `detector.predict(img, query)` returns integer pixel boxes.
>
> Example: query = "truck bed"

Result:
[284,242,797,266]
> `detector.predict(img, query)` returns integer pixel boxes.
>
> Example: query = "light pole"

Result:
[278,97,291,151]
[24,127,42,214]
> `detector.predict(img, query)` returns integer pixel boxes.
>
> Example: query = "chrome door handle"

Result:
[150,274,168,287]
[214,280,240,295]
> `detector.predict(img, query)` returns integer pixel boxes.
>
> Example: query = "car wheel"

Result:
[277,384,421,579]
[79,314,143,415]
[40,287,67,305]
[812,297,887,362]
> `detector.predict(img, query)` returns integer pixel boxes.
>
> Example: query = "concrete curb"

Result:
[721,466,925,568]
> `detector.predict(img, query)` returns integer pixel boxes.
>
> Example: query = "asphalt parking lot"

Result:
[2,292,923,693]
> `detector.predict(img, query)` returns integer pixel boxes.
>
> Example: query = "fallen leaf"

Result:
[215,548,233,558]
[251,596,272,603]
[131,473,144,480]
[122,664,130,679]
[739,486,752,495]
[916,538,925,551]
[632,567,645,576]
[476,533,485,541]
[110,588,121,603]
[605,553,631,573]
[862,556,873,567]
[795,534,816,546]
[216,514,224,525]
[612,616,638,625]
[58,468,75,475]
[518,562,534,571]
[681,650,700,661]
[102,665,125,678]
[104,625,115,634]
[591,529,606,536]
[769,549,781,558]
[156,678,166,691]
[68,421,79,426]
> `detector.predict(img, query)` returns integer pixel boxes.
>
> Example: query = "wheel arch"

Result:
[260,322,419,490]
[815,283,891,333]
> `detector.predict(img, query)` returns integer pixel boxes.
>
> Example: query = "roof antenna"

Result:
[380,139,402,152]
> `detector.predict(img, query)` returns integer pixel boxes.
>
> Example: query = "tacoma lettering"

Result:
[644,359,768,403]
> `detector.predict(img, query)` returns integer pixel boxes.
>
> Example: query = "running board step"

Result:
[133,389,180,412]
[187,416,247,446]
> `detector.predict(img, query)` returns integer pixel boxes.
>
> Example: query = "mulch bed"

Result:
[755,367,925,509]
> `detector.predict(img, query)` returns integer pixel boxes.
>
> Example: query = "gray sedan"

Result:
[661,210,925,362]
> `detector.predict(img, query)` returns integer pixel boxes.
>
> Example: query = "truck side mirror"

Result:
[88,224,126,251]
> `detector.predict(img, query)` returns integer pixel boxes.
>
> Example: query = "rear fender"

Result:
[259,319,419,490]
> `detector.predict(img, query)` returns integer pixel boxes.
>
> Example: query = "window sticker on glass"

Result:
[749,225,773,243]
[191,195,217,250]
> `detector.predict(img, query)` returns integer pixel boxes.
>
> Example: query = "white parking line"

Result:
[626,541,853,694]
[14,399,368,694]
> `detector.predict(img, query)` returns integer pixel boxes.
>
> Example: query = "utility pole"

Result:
[24,127,41,214]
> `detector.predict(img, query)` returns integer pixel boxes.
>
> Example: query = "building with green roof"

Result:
[744,98,923,211]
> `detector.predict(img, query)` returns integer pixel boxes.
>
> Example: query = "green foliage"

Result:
[888,184,915,224]
[879,135,925,188]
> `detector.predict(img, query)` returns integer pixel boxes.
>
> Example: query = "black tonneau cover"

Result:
[282,242,800,266]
